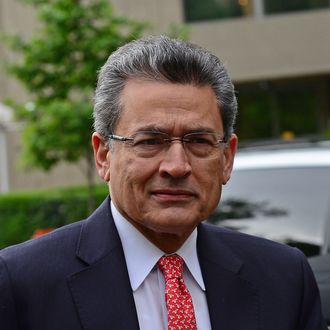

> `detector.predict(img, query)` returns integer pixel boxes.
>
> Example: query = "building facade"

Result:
[0,0,329,192]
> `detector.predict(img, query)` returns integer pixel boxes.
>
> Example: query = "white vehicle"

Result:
[210,139,330,324]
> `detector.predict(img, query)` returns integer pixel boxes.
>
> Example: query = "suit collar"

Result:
[197,223,260,330]
[75,196,119,265]
[68,196,140,330]
[69,198,259,329]
[198,223,243,273]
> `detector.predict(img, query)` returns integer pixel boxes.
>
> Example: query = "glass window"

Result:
[183,0,253,22]
[183,0,329,21]
[264,0,329,15]
[235,80,322,141]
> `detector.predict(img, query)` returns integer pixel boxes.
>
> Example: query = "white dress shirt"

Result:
[111,201,212,330]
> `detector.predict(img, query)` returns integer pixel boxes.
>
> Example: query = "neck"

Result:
[134,224,194,254]
[148,232,190,254]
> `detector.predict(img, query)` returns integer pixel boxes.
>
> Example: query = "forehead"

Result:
[116,79,223,133]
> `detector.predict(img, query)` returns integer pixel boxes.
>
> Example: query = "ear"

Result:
[222,133,238,185]
[92,132,110,182]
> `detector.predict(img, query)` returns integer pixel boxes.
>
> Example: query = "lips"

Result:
[151,189,196,202]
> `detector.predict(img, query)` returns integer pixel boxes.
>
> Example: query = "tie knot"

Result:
[158,254,184,280]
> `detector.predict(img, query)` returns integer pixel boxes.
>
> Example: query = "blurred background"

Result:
[0,0,329,246]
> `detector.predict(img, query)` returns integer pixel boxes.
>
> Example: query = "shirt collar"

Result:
[111,201,205,291]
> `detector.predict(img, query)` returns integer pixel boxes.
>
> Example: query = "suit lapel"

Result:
[68,197,139,330]
[67,198,260,329]
[198,224,260,330]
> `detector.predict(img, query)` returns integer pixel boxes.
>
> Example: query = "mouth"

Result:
[151,189,196,202]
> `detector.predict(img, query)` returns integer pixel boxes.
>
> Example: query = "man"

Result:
[0,36,327,329]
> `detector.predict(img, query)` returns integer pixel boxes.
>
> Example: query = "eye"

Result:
[186,134,215,145]
[133,133,165,146]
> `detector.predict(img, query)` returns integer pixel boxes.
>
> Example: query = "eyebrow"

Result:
[133,125,218,135]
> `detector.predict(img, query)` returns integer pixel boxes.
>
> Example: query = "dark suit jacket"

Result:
[0,197,327,329]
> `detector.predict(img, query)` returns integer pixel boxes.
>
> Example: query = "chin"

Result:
[148,214,201,234]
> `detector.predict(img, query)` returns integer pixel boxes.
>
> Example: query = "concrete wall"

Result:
[1,1,329,86]
[0,0,38,102]
[189,10,330,82]
[5,127,100,191]
[108,1,330,83]
[0,125,9,192]
[0,122,102,193]
[111,0,184,33]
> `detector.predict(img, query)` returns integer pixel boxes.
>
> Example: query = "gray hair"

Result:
[93,35,237,140]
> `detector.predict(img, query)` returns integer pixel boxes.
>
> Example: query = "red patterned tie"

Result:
[158,254,197,330]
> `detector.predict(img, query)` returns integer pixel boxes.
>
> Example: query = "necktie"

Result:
[158,254,197,330]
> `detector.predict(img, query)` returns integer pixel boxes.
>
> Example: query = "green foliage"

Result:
[325,120,330,138]
[3,0,147,172]
[166,23,190,41]
[0,185,108,248]
[19,99,93,169]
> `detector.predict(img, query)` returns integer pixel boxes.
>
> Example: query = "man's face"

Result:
[93,79,237,250]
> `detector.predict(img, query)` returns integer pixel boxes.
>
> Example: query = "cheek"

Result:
[109,155,132,201]
[195,157,223,186]
[110,156,156,202]
[195,158,223,209]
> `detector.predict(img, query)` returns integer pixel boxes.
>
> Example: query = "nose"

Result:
[158,141,192,178]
